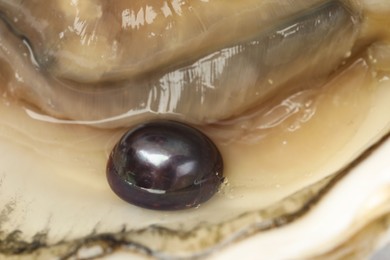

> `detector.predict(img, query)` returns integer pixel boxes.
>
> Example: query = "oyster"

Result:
[0,0,389,259]
[0,0,360,126]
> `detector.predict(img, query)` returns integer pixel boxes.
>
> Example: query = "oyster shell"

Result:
[0,0,390,259]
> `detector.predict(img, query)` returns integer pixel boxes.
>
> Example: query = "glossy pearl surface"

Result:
[107,120,224,210]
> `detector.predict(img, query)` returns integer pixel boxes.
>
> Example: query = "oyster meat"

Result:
[0,0,390,259]
[0,0,360,126]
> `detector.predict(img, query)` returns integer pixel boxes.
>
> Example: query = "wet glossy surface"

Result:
[107,120,224,210]
[0,1,359,126]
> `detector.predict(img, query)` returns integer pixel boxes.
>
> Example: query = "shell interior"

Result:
[0,0,390,259]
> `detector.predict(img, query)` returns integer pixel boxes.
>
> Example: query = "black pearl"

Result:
[106,120,224,210]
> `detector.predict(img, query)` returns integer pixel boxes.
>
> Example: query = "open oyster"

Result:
[0,0,390,259]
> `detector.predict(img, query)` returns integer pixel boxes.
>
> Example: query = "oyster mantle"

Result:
[0,0,390,259]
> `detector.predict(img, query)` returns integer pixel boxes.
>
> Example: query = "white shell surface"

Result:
[213,135,390,259]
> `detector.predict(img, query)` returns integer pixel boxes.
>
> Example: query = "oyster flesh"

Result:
[0,0,390,259]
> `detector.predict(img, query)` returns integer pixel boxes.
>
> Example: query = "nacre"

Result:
[106,120,224,210]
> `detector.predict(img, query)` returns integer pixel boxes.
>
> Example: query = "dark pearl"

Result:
[106,120,224,210]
